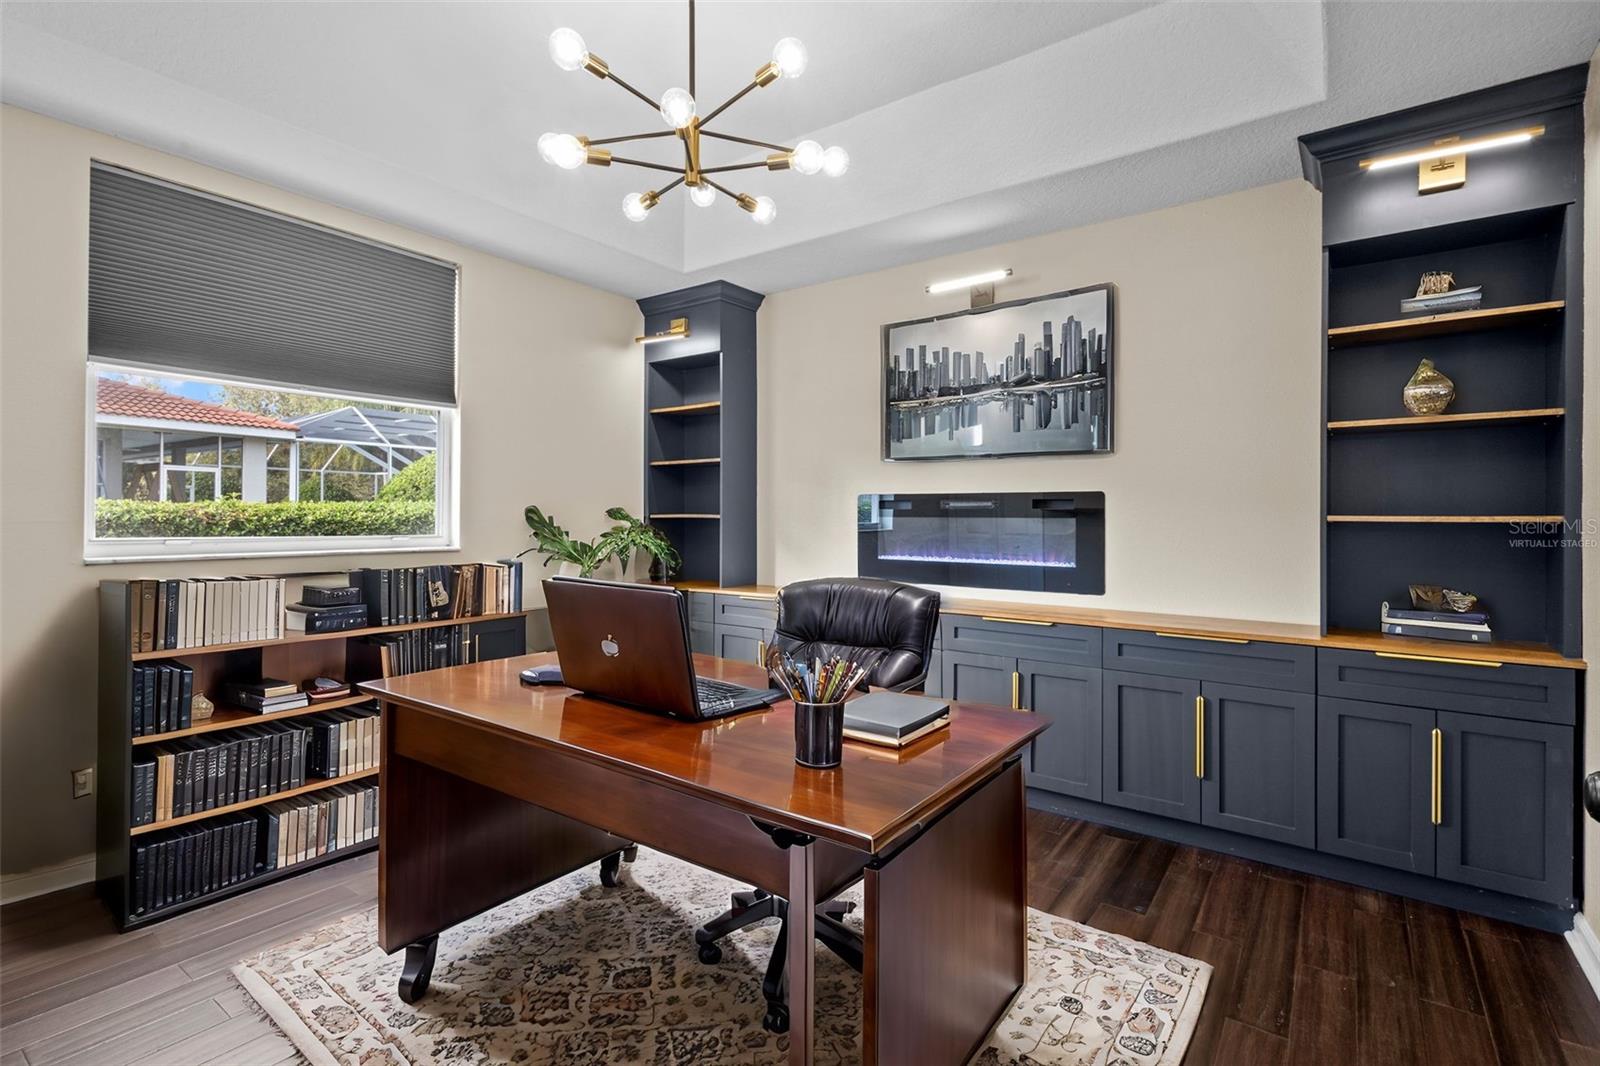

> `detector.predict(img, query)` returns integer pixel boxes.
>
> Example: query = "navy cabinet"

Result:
[941,650,1017,711]
[1020,658,1101,802]
[1102,671,1202,823]
[1201,683,1315,847]
[1316,697,1436,875]
[1437,712,1575,905]
[715,623,766,664]
[468,616,527,661]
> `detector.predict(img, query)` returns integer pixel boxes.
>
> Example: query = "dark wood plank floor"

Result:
[2,812,1597,1064]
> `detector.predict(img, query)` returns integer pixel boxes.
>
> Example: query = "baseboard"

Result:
[0,854,96,905]
[1567,913,1600,1006]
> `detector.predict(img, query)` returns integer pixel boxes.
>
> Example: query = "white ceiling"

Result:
[4,1,1598,299]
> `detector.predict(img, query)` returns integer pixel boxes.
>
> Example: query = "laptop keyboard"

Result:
[694,677,775,717]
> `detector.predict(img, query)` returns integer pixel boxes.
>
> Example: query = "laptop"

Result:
[543,576,781,720]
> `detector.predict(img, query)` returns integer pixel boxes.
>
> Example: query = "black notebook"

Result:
[842,692,951,747]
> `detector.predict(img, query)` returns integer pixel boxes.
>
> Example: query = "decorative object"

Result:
[538,0,846,227]
[883,284,1114,460]
[1358,124,1545,194]
[792,700,846,768]
[233,847,1210,1066]
[189,692,213,722]
[519,505,679,579]
[1402,358,1455,415]
[766,646,876,768]
[1409,584,1479,613]
[1400,272,1482,314]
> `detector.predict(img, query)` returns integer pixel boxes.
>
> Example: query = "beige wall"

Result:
[0,106,643,884]
[756,179,1324,624]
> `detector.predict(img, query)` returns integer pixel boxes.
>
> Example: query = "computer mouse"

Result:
[520,664,565,686]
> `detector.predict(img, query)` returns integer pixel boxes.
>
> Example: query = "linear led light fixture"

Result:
[1358,125,1544,169]
[636,316,690,344]
[926,269,1012,295]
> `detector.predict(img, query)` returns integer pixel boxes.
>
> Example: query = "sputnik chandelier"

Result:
[537,0,847,226]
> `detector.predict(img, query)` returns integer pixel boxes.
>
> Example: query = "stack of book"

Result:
[349,561,523,627]
[841,692,952,748]
[130,815,258,917]
[221,678,309,715]
[306,704,381,778]
[1399,284,1483,315]
[1380,601,1493,643]
[259,780,379,873]
[131,662,194,737]
[125,577,288,652]
[133,721,312,825]
[361,624,473,676]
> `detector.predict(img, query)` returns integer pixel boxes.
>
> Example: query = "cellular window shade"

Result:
[88,164,457,406]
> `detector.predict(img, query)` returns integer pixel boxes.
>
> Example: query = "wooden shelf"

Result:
[648,401,721,416]
[649,457,721,466]
[125,838,375,928]
[1327,301,1564,348]
[1327,514,1563,524]
[130,768,379,835]
[650,513,720,520]
[1328,407,1564,431]
[130,610,532,661]
[132,693,374,746]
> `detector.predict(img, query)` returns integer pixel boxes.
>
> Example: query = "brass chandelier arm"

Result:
[701,177,740,199]
[658,176,685,196]
[699,161,770,175]
[698,80,764,127]
[587,131,677,147]
[601,69,666,113]
[700,130,793,154]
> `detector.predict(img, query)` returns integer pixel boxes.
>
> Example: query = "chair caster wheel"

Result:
[762,1003,789,1034]
[697,941,722,965]
[599,851,623,888]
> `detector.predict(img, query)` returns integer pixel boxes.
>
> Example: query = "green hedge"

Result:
[378,453,436,502]
[94,498,436,538]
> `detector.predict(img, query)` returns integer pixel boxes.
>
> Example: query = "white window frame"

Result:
[84,363,460,563]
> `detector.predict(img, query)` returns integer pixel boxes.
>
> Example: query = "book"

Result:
[842,692,951,744]
[1381,602,1490,627]
[1381,621,1494,643]
[285,602,370,633]
[1400,285,1482,314]
[302,583,362,607]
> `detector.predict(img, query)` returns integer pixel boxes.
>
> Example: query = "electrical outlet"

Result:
[72,767,94,799]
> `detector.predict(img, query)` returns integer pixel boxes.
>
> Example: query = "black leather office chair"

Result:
[694,577,941,1032]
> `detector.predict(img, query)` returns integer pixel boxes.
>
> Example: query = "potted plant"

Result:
[518,505,609,576]
[596,507,681,581]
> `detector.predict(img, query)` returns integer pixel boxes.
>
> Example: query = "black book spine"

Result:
[165,583,179,649]
[178,667,193,730]
[379,569,392,626]
[131,843,147,916]
[155,668,169,735]
[131,667,145,738]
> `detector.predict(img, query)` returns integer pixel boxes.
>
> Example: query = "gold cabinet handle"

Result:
[1430,727,1442,825]
[757,640,766,665]
[473,634,480,662]
[1377,651,1502,668]
[982,615,1055,627]
[1195,695,1205,778]
[739,595,771,602]
[1012,671,1021,710]
[1157,631,1250,645]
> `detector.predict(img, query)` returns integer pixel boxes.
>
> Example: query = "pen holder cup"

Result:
[793,700,846,769]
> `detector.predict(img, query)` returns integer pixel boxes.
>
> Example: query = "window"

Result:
[84,164,458,562]
[87,368,453,560]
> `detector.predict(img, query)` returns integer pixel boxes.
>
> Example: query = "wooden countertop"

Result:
[667,582,1584,670]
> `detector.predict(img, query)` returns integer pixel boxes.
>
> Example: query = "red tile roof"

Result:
[96,380,300,432]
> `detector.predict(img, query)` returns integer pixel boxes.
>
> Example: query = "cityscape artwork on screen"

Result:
[883,284,1113,459]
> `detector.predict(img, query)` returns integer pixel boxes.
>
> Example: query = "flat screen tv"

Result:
[881,283,1114,460]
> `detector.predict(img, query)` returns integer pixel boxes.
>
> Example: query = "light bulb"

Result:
[548,27,589,72]
[542,133,586,170]
[622,192,651,222]
[750,195,777,225]
[771,37,807,79]
[821,145,849,177]
[659,87,696,130]
[689,184,716,208]
[790,139,823,175]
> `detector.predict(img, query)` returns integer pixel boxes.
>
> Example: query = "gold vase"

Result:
[1402,359,1454,415]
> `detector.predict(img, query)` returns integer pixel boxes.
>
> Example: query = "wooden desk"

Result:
[362,652,1044,1066]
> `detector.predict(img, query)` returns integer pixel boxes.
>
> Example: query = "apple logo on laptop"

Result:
[601,634,620,658]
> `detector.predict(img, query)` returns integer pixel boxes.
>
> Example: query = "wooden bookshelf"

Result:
[98,577,533,930]
[1326,300,1565,348]
[649,457,720,466]
[131,692,373,745]
[648,400,721,415]
[1326,514,1564,524]
[131,768,379,836]
[1327,407,1564,431]
[130,609,531,661]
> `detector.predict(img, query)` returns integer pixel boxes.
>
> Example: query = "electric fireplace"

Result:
[857,492,1105,594]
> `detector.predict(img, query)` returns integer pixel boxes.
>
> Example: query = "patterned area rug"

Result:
[234,848,1209,1065]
